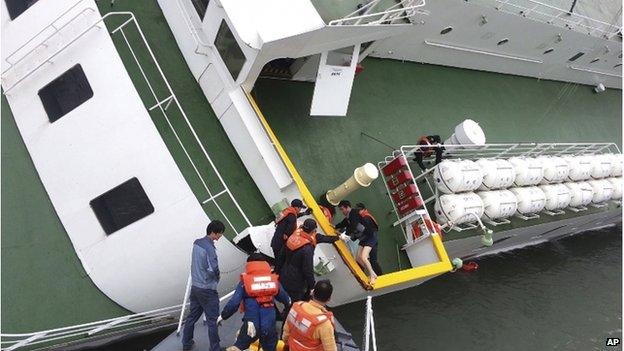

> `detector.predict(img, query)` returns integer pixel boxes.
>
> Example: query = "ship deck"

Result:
[2,0,622,336]
[252,58,622,272]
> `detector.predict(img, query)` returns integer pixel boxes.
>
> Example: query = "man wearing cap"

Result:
[271,199,311,268]
[278,219,343,302]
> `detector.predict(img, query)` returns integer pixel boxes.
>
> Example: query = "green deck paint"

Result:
[253,58,622,272]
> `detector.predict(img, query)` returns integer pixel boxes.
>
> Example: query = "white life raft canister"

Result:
[477,190,517,220]
[588,179,614,203]
[433,159,484,194]
[564,156,592,181]
[590,154,614,179]
[443,119,486,148]
[538,184,571,211]
[476,158,515,190]
[509,157,544,186]
[607,177,622,200]
[510,186,546,214]
[536,156,569,184]
[434,192,484,225]
[565,181,594,207]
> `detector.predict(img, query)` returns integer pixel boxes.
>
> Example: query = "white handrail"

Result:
[2,0,90,70]
[329,0,427,26]
[1,290,237,350]
[494,0,621,39]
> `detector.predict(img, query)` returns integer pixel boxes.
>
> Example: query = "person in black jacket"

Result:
[335,200,381,285]
[278,219,343,302]
[270,199,311,264]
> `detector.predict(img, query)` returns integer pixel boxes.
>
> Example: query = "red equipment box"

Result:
[381,156,408,177]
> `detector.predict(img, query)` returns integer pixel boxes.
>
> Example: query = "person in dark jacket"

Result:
[182,220,225,351]
[335,201,382,285]
[270,199,311,264]
[219,253,290,351]
[278,219,343,302]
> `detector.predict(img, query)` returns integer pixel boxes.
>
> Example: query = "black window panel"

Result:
[90,178,154,235]
[568,52,585,62]
[5,0,39,20]
[191,0,209,19]
[214,20,246,80]
[38,64,93,123]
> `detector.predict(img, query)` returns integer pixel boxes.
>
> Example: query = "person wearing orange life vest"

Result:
[271,199,312,265]
[282,280,337,351]
[278,219,347,302]
[219,253,291,351]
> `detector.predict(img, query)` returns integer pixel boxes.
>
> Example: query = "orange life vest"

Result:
[240,261,279,310]
[276,207,300,224]
[319,205,333,223]
[358,209,378,227]
[286,228,317,251]
[276,207,300,240]
[286,301,335,351]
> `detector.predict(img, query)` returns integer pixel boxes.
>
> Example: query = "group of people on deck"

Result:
[181,198,382,351]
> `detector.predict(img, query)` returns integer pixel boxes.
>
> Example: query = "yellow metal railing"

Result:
[245,91,453,290]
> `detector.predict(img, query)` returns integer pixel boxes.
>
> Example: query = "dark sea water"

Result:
[98,225,621,351]
[335,225,622,351]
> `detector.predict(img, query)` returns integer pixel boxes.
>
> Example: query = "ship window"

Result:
[90,177,155,235]
[38,64,93,123]
[497,38,509,45]
[614,63,622,68]
[543,48,554,54]
[191,0,209,20]
[440,27,453,35]
[589,58,600,64]
[5,0,40,20]
[214,20,246,80]
[568,52,585,61]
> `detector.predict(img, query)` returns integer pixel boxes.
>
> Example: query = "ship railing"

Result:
[328,0,428,26]
[399,142,620,162]
[2,0,94,74]
[3,10,251,234]
[174,0,211,56]
[0,291,237,350]
[493,0,622,40]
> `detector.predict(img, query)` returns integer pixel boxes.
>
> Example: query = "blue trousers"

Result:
[234,321,278,351]
[182,287,220,351]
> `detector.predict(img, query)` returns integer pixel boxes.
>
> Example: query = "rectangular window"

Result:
[191,0,209,20]
[38,64,94,123]
[5,0,39,20]
[214,20,246,80]
[90,178,155,235]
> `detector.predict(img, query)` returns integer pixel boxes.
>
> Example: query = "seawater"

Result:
[335,225,622,350]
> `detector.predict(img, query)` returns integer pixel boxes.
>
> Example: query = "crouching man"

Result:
[219,253,291,351]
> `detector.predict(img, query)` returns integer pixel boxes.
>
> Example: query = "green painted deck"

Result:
[252,58,622,272]
[1,0,272,333]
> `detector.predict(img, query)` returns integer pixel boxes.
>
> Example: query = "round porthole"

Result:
[497,38,509,45]
[440,27,453,35]
[543,48,554,54]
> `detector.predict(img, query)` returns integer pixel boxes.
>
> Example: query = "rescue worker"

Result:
[278,219,345,302]
[219,253,291,351]
[271,199,311,264]
[282,280,336,351]
[335,201,381,285]
[413,134,444,171]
